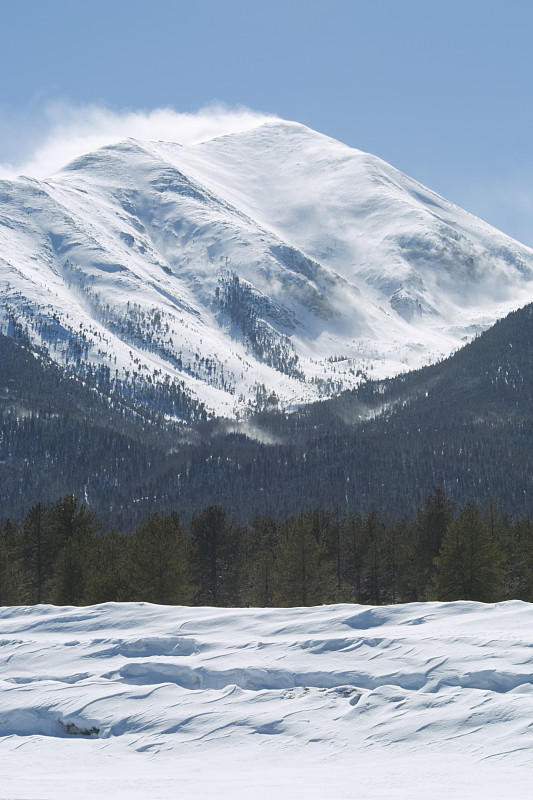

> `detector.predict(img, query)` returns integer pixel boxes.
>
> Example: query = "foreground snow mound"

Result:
[1,601,532,799]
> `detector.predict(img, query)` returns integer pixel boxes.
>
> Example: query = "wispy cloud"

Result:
[0,102,277,179]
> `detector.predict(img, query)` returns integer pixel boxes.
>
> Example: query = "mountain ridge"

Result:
[1,120,533,418]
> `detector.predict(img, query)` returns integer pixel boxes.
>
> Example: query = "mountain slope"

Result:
[1,121,533,417]
[0,332,181,523]
[139,301,533,522]
[2,302,533,525]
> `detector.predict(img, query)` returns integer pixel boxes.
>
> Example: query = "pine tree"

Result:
[338,512,367,602]
[129,512,194,604]
[84,530,134,603]
[390,518,419,602]
[49,496,99,605]
[191,505,240,605]
[273,512,334,606]
[431,503,503,601]
[361,509,386,605]
[242,514,279,606]
[496,515,533,601]
[414,489,454,599]
[0,519,23,605]
[379,519,413,604]
[0,534,21,605]
[20,502,48,603]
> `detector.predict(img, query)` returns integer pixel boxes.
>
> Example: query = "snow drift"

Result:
[1,601,532,798]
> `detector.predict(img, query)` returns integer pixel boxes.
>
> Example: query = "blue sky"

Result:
[2,0,533,245]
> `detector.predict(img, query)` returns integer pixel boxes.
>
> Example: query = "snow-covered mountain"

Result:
[1,120,533,417]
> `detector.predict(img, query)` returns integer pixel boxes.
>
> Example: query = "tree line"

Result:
[1,489,532,607]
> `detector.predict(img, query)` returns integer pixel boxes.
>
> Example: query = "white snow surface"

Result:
[2,120,533,415]
[1,601,532,799]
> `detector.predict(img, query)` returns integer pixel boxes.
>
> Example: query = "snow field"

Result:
[1,601,532,798]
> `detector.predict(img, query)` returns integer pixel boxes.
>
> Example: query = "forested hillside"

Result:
[0,333,181,523]
[143,302,533,522]
[1,302,533,527]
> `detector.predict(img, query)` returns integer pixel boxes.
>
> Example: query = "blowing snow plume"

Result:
[0,102,277,179]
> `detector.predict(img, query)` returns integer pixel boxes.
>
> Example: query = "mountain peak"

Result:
[0,120,532,419]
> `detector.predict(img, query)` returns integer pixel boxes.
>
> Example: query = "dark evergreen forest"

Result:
[1,303,533,529]
[1,491,531,607]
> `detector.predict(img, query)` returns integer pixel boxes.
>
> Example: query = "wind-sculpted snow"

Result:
[1,602,532,798]
[1,121,533,417]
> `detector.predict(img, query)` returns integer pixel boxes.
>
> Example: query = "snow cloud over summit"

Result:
[0,103,277,179]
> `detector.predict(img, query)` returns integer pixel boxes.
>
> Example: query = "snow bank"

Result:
[1,601,532,798]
